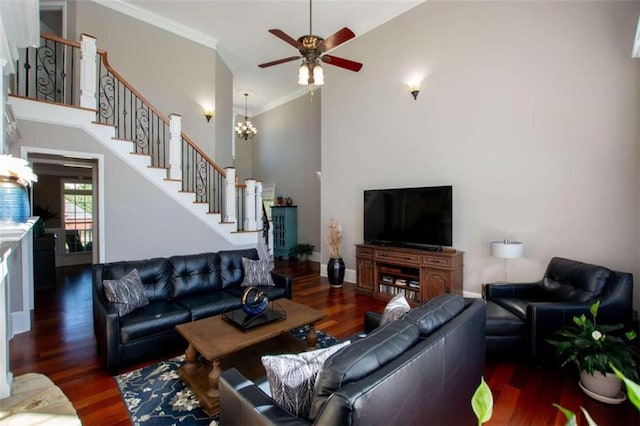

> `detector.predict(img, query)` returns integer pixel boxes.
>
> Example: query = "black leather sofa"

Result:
[92,248,292,373]
[484,256,633,362]
[219,295,487,426]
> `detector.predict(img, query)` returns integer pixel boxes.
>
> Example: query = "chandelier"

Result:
[235,93,258,141]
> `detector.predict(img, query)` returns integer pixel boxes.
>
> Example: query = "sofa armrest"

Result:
[219,368,309,426]
[364,311,382,334]
[92,278,122,374]
[527,301,599,362]
[271,271,293,299]
[484,282,540,299]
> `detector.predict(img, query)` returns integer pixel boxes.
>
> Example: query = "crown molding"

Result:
[253,87,313,117]
[90,0,218,49]
[633,15,640,58]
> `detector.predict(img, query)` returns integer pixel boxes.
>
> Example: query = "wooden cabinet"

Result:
[271,206,297,259]
[355,244,463,304]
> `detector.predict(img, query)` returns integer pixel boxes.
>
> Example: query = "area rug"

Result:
[115,326,338,425]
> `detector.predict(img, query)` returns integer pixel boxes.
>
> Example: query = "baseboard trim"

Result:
[463,290,482,298]
[11,310,31,337]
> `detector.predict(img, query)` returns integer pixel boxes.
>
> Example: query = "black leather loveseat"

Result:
[93,248,292,373]
[219,295,487,425]
[484,256,633,363]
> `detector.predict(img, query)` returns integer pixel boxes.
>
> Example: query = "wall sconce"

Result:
[204,109,214,123]
[408,82,421,100]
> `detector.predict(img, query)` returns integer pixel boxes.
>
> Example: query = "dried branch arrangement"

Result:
[326,218,343,258]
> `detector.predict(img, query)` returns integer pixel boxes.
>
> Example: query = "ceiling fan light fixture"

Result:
[298,63,309,85]
[313,63,324,85]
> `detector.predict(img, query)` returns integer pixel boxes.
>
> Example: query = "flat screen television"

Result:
[363,185,452,249]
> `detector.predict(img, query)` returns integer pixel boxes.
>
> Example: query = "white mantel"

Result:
[0,218,36,398]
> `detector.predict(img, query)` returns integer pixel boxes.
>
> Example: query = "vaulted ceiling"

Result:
[95,0,424,115]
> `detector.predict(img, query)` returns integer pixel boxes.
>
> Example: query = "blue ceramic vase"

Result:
[0,176,29,224]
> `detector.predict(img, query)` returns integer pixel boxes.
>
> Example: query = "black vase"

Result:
[327,257,345,287]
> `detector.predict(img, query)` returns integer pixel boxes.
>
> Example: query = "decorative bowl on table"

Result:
[241,287,268,316]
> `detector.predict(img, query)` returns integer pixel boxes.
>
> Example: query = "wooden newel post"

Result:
[223,167,237,224]
[80,34,97,109]
[244,179,257,231]
[168,114,182,180]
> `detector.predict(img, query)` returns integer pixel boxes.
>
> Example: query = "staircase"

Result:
[9,33,271,255]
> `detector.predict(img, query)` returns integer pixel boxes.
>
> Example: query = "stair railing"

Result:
[13,33,80,105]
[11,33,268,239]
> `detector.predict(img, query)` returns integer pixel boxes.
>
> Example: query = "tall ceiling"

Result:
[95,0,424,115]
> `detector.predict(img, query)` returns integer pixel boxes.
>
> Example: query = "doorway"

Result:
[25,150,103,267]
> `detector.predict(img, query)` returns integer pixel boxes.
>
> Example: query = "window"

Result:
[63,181,93,253]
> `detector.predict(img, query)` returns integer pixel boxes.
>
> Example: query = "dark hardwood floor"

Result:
[9,261,639,425]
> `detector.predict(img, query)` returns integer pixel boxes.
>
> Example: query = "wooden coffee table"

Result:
[175,298,325,415]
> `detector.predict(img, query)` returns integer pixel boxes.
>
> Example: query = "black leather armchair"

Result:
[484,257,633,363]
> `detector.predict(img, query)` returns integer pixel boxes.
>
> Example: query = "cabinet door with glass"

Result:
[271,206,297,259]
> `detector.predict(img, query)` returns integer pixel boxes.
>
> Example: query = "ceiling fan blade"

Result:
[258,56,302,68]
[268,29,304,50]
[321,54,363,72]
[318,27,355,52]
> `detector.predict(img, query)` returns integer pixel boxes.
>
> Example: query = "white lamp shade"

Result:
[490,240,523,259]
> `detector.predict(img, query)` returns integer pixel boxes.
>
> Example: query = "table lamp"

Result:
[490,240,523,282]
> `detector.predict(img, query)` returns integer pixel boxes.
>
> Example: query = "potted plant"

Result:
[326,219,344,287]
[547,300,638,401]
[289,243,314,262]
[33,204,59,237]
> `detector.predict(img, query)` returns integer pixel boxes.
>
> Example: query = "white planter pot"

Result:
[579,370,622,399]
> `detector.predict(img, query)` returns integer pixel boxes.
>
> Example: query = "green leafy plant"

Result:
[289,243,315,260]
[546,300,638,380]
[471,377,493,425]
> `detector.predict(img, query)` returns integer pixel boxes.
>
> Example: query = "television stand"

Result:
[355,243,463,304]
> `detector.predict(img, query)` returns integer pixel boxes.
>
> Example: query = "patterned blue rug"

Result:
[115,327,338,425]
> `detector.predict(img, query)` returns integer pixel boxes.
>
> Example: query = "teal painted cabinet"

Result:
[271,206,297,259]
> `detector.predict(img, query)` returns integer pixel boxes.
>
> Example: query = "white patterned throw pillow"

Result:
[261,340,350,420]
[380,293,411,326]
[241,257,275,287]
[103,269,149,317]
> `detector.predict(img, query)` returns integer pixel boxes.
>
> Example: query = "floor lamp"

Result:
[490,240,523,282]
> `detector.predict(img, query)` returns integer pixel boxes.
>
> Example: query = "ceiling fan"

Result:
[258,0,363,85]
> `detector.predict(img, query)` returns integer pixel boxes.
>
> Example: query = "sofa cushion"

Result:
[103,269,149,317]
[309,319,420,421]
[539,277,598,303]
[241,257,275,287]
[219,249,259,288]
[175,291,242,321]
[119,301,191,343]
[380,294,411,326]
[404,294,465,337]
[169,252,222,298]
[100,257,172,303]
[261,341,350,420]
[542,257,611,302]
